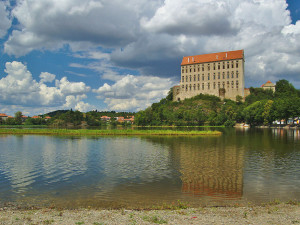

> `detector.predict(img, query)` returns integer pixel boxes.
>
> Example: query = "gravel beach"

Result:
[0,203,299,224]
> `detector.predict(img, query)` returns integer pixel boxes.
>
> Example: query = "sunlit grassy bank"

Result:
[0,128,221,136]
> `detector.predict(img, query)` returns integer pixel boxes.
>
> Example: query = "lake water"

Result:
[0,128,299,208]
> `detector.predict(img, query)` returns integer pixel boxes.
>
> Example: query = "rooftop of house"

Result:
[0,113,8,117]
[181,50,244,66]
[261,80,275,87]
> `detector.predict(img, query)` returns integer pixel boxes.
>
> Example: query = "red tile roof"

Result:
[181,50,244,65]
[0,113,8,117]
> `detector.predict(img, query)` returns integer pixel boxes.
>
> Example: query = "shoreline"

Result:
[0,203,299,224]
[0,128,222,136]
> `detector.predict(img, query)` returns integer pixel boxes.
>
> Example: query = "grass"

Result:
[0,128,222,136]
[142,215,167,224]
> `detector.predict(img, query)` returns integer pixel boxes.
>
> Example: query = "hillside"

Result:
[135,79,300,127]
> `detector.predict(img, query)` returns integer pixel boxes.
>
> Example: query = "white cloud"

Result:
[1,0,300,89]
[0,1,11,38]
[141,0,237,36]
[0,61,92,114]
[39,72,56,83]
[93,75,174,111]
[4,0,159,56]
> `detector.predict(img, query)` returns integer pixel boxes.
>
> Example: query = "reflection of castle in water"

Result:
[145,136,246,199]
[179,140,245,198]
[142,135,245,199]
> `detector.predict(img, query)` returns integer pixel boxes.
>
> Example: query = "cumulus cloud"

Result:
[141,0,237,36]
[0,1,11,38]
[4,0,160,56]
[2,0,300,89]
[0,61,92,114]
[93,75,174,111]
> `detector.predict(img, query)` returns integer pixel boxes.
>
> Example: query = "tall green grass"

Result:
[0,128,221,136]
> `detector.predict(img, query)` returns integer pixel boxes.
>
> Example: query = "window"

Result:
[194,67,196,72]
[186,76,188,82]
[186,85,188,91]
[208,73,210,80]
[194,84,196,90]
[208,83,210,90]
[190,68,192,72]
[202,65,204,71]
[213,73,216,80]
[223,62,225,69]
[218,82,220,89]
[231,61,234,68]
[190,75,191,82]
[207,64,210,71]
[218,72,220,79]
[202,74,204,81]
[231,81,234,88]
[218,63,220,70]
[227,71,229,79]
[236,71,239,78]
[182,76,184,82]
[227,81,229,88]
[227,62,229,69]
[236,80,239,89]
[222,72,225,79]
[198,74,200,81]
[223,82,225,88]
[236,61,239,68]
[182,69,184,73]
[198,67,200,72]
[213,82,216,89]
[198,83,200,90]
[189,84,192,91]
[202,83,204,90]
[186,69,188,73]
[231,71,234,78]
[213,63,216,70]
[194,75,196,81]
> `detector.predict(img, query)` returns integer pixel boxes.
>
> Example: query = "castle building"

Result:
[174,50,245,101]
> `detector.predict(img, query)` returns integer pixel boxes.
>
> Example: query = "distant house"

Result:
[32,116,41,119]
[261,81,275,92]
[116,117,125,123]
[124,116,135,124]
[100,116,111,121]
[0,113,8,121]
[44,116,51,120]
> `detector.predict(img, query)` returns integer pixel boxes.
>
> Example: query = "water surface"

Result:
[0,128,299,208]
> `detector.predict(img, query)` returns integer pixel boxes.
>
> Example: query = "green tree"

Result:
[14,111,23,125]
[262,100,274,125]
[275,79,297,98]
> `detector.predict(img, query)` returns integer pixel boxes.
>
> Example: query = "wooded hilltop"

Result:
[134,79,300,127]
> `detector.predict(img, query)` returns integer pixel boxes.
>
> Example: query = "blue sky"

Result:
[0,0,300,116]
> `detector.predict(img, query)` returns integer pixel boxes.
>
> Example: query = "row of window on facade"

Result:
[182,81,239,91]
[181,71,239,83]
[182,60,239,73]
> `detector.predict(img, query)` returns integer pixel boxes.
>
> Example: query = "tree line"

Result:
[0,110,135,127]
[135,79,300,127]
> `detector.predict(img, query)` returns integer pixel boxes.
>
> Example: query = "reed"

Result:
[0,128,221,136]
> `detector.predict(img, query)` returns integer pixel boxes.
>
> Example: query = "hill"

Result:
[135,79,300,127]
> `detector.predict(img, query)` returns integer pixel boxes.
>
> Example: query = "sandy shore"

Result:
[0,203,299,224]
